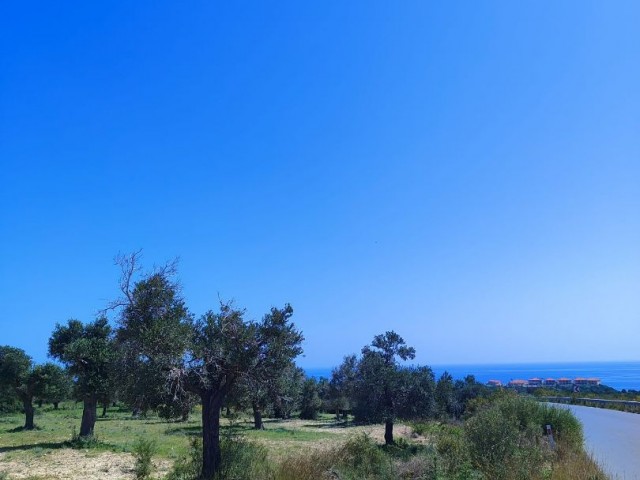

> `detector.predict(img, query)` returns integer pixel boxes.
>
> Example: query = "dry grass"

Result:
[0,449,171,480]
[548,447,609,480]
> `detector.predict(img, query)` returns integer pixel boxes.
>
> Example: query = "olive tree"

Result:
[351,331,436,445]
[171,302,303,480]
[0,346,49,429]
[48,317,115,437]
[36,363,71,409]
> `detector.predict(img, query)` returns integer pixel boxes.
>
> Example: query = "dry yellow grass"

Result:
[0,449,171,480]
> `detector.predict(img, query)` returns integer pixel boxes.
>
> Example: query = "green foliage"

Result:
[177,302,304,479]
[114,258,192,416]
[216,435,271,480]
[328,354,358,416]
[133,437,157,480]
[164,435,272,480]
[335,433,393,479]
[299,377,322,420]
[349,332,435,445]
[435,371,455,418]
[0,346,54,428]
[465,405,520,478]
[164,437,202,480]
[463,394,584,480]
[49,317,116,437]
[539,403,583,451]
[48,317,115,401]
[35,363,72,406]
[67,425,103,449]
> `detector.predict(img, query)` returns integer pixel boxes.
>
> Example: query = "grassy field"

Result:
[0,404,402,479]
[0,401,610,480]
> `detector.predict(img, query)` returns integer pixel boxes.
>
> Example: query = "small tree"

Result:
[329,355,358,419]
[0,346,48,429]
[436,371,455,418]
[299,377,322,420]
[352,331,419,445]
[49,317,116,437]
[36,363,71,409]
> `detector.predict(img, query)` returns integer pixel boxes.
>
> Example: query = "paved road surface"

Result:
[553,404,640,479]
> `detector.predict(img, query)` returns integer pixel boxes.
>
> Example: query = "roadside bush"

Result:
[539,404,583,451]
[464,405,520,479]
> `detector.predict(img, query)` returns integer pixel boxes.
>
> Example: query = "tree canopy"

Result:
[49,317,116,437]
[0,346,49,429]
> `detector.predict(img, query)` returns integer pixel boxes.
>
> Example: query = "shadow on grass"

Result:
[301,420,355,429]
[164,425,202,436]
[4,425,43,433]
[0,441,66,453]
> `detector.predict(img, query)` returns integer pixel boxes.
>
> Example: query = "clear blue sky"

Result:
[1,1,639,369]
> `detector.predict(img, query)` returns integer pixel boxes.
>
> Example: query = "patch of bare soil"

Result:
[255,419,420,459]
[0,449,171,480]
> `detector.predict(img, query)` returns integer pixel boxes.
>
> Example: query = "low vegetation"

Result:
[0,394,608,479]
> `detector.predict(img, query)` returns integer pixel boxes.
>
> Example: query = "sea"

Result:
[305,361,640,392]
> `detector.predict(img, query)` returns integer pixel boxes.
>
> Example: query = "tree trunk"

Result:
[252,402,264,430]
[384,419,394,445]
[201,391,223,480]
[37,399,43,408]
[53,401,59,410]
[23,398,35,430]
[79,396,97,437]
[101,401,108,417]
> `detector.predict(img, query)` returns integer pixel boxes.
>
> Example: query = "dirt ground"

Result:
[0,450,171,480]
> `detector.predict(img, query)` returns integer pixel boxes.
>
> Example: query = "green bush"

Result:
[335,433,393,479]
[164,435,272,480]
[164,438,201,480]
[464,405,520,479]
[436,430,472,477]
[216,435,271,480]
[539,403,583,451]
[133,437,157,480]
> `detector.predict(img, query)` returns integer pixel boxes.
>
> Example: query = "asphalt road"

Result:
[552,404,640,479]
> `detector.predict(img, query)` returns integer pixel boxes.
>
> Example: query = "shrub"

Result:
[539,404,583,451]
[164,435,272,480]
[133,437,157,480]
[164,438,201,480]
[436,430,472,477]
[216,435,271,480]
[335,433,393,479]
[464,405,520,479]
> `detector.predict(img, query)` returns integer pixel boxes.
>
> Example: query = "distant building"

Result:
[508,379,528,387]
[487,379,502,387]
[544,378,556,386]
[528,378,542,386]
[574,377,601,386]
[557,378,572,386]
